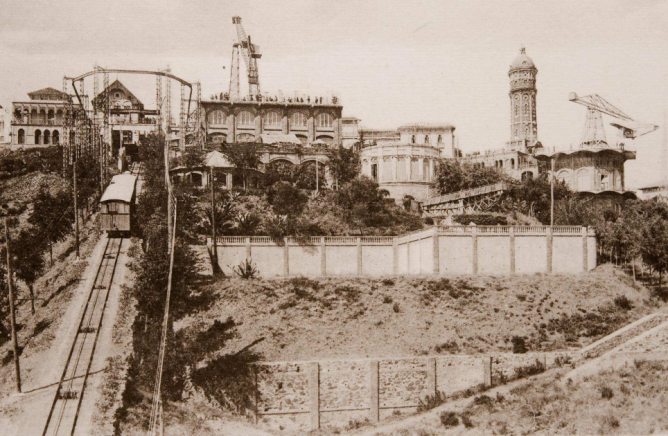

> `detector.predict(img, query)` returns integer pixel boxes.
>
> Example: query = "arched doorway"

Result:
[17,129,25,144]
[52,130,60,145]
[44,130,51,145]
[34,129,42,145]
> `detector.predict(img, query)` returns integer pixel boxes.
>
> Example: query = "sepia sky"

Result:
[1,0,667,188]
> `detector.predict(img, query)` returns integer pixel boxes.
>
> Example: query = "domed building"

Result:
[360,123,455,201]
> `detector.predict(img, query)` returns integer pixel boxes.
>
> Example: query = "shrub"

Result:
[600,385,614,399]
[613,295,634,310]
[439,411,460,427]
[417,390,447,412]
[392,302,401,313]
[514,359,545,379]
[345,418,369,430]
[382,295,393,304]
[381,278,395,286]
[472,395,494,407]
[460,412,475,428]
[511,336,528,354]
[434,340,459,354]
[232,258,258,279]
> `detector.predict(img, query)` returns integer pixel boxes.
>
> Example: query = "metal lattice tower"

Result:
[156,74,163,133]
[62,77,72,170]
[229,43,241,101]
[165,67,172,134]
[581,108,607,148]
[180,83,186,150]
[103,71,110,184]
[232,16,261,98]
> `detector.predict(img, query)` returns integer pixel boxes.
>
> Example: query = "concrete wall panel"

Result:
[362,246,394,276]
[553,237,582,273]
[289,245,321,276]
[439,236,473,275]
[252,246,284,277]
[325,245,358,276]
[515,236,546,274]
[478,237,511,275]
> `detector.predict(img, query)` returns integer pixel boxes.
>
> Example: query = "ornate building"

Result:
[508,47,539,151]
[458,47,541,180]
[10,87,72,149]
[201,97,343,146]
[360,123,455,201]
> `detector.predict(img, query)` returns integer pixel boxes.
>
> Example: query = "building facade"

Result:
[637,178,668,202]
[92,80,160,156]
[201,97,344,146]
[457,47,542,180]
[0,105,8,145]
[10,87,71,148]
[360,123,455,201]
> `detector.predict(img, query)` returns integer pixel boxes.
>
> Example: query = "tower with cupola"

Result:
[508,47,538,151]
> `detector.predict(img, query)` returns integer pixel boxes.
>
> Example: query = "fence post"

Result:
[393,237,398,275]
[582,226,588,272]
[320,237,326,276]
[432,227,440,275]
[245,237,251,260]
[283,237,289,276]
[509,226,516,274]
[546,227,553,273]
[369,360,379,423]
[427,357,437,397]
[309,362,320,430]
[471,224,478,275]
[483,356,492,387]
[357,237,363,276]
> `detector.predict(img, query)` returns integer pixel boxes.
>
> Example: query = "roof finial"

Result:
[520,45,526,54]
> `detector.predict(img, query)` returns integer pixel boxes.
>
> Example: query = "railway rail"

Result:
[42,162,141,436]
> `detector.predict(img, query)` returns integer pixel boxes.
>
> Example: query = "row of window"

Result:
[16,128,60,145]
[14,108,64,124]
[207,110,334,129]
[410,135,444,144]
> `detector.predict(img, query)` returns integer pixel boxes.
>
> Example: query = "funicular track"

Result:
[42,236,124,436]
[42,163,141,436]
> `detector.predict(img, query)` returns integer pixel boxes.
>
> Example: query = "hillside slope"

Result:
[178,264,654,362]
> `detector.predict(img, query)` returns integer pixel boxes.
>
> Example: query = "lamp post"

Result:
[2,205,21,393]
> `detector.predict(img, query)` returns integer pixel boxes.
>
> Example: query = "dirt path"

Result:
[0,235,132,436]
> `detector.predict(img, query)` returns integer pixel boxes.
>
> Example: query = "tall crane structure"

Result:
[230,16,262,100]
[569,92,659,148]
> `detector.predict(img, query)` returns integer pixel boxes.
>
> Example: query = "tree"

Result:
[334,177,392,234]
[500,174,571,224]
[294,161,327,190]
[266,182,308,216]
[13,228,44,314]
[28,184,73,266]
[327,146,359,188]
[222,143,261,190]
[435,160,504,195]
[263,160,295,187]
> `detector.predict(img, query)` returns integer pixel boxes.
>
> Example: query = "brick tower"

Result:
[508,46,538,151]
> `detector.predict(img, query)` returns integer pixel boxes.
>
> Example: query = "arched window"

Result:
[316,113,332,129]
[48,109,55,124]
[56,110,63,124]
[411,135,416,144]
[499,160,503,168]
[236,110,254,127]
[34,129,42,144]
[17,129,25,144]
[52,130,60,144]
[425,135,430,144]
[208,110,225,125]
[264,111,281,128]
[44,130,51,145]
[236,133,255,143]
[290,112,307,128]
[510,158,515,169]
[30,109,37,124]
[39,109,46,124]
[437,135,442,144]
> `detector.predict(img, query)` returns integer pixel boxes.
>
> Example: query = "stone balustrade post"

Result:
[357,237,363,275]
[427,357,437,396]
[320,237,326,276]
[471,224,478,275]
[393,237,398,275]
[369,360,379,423]
[309,362,320,430]
[582,226,588,272]
[509,226,516,274]
[546,226,553,273]
[283,237,289,276]
[245,237,251,260]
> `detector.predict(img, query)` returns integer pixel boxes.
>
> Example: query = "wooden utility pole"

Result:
[165,137,172,252]
[73,159,80,259]
[210,166,217,265]
[550,157,555,227]
[4,216,21,393]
